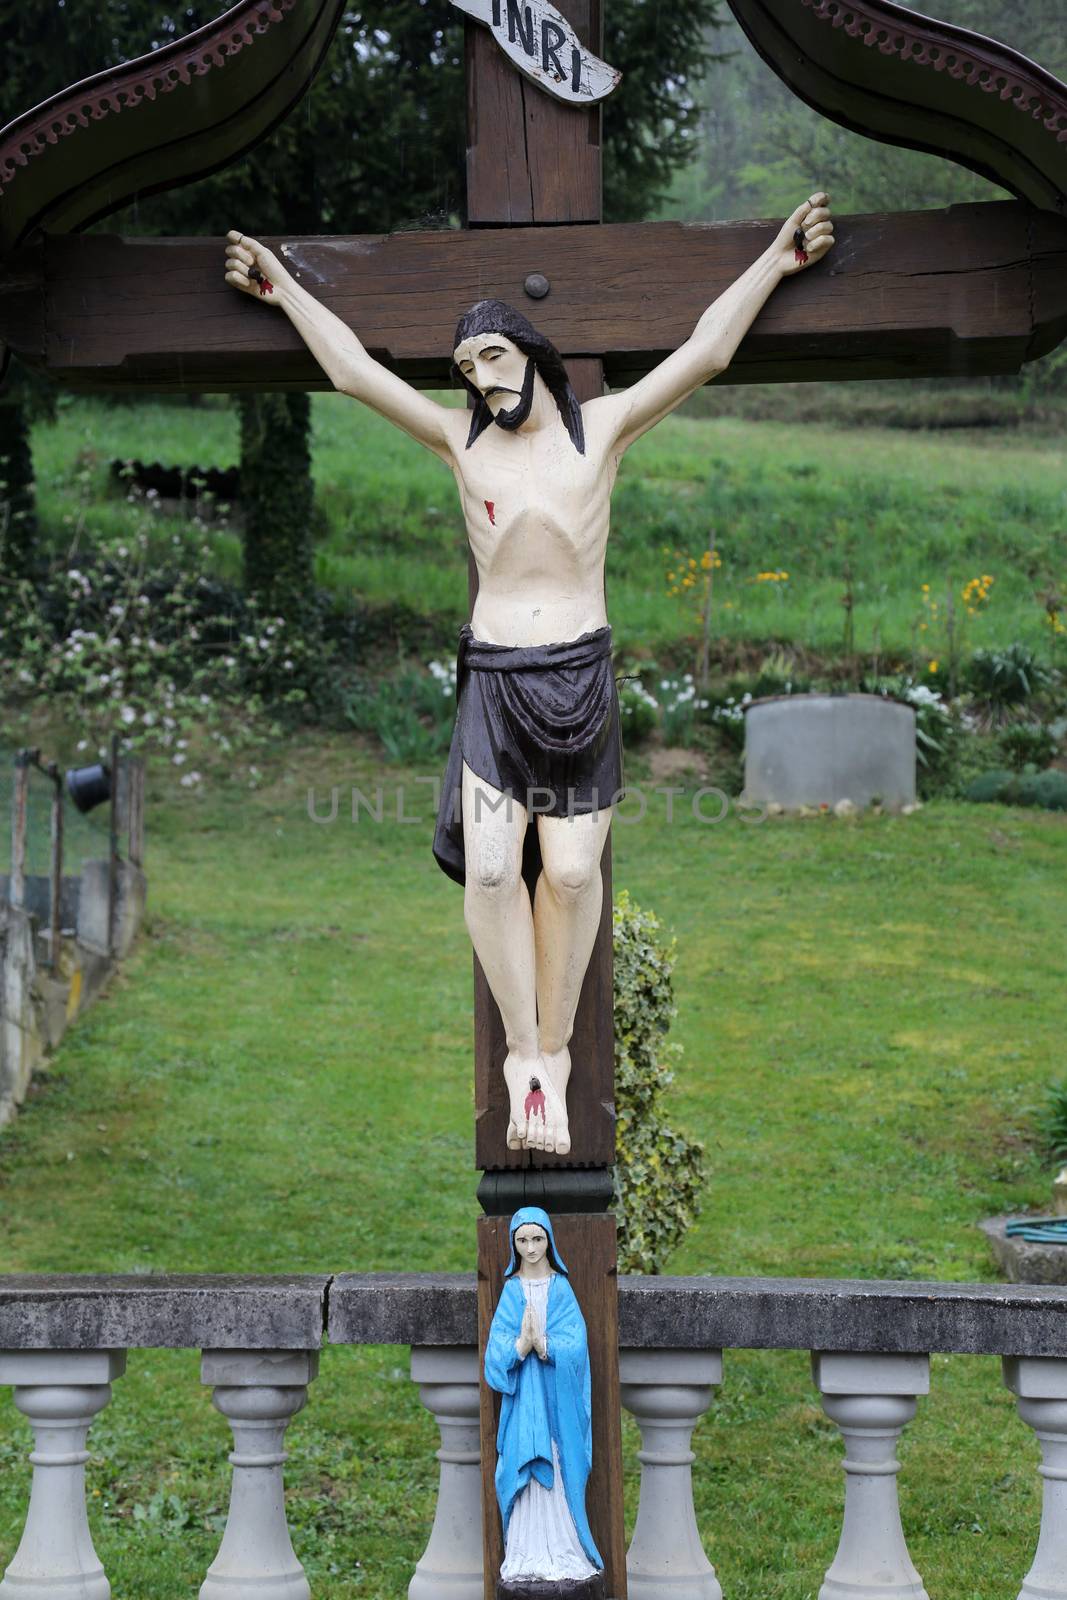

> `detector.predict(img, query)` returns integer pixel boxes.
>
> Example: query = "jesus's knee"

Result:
[541,855,599,907]
[466,841,523,903]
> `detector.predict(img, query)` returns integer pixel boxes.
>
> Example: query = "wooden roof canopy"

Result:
[727,0,1067,217]
[0,0,1065,392]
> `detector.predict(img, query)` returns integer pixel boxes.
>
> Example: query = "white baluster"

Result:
[409,1346,483,1600]
[812,1352,929,1600]
[620,1348,722,1600]
[1004,1355,1067,1599]
[0,1349,126,1600]
[200,1350,318,1600]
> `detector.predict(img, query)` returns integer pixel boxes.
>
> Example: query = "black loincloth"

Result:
[432,623,623,887]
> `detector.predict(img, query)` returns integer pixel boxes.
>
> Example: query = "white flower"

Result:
[179,771,202,788]
[200,693,211,704]
[76,739,88,751]
[172,753,187,765]
[120,706,137,725]
[18,668,34,684]
[142,711,157,727]
[176,739,188,749]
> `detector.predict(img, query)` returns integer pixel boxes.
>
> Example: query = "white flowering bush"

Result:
[0,527,327,790]
[617,671,710,747]
[618,680,658,744]
[656,673,709,744]
[859,672,959,796]
[708,692,752,751]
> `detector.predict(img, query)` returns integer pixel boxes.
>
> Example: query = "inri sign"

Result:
[449,0,622,103]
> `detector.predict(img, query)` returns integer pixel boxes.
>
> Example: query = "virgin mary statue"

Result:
[483,1207,604,1599]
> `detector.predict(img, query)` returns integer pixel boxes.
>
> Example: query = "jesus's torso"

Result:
[445,405,619,647]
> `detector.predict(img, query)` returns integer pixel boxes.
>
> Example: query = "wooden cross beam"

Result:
[3,202,1066,392]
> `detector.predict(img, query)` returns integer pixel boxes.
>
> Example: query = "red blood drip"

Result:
[794,248,808,266]
[258,276,274,296]
[485,500,496,525]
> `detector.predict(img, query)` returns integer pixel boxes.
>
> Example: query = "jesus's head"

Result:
[452,299,585,455]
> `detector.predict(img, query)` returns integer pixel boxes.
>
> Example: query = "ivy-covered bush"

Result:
[613,889,706,1273]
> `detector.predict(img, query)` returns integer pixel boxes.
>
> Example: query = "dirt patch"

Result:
[648,746,711,784]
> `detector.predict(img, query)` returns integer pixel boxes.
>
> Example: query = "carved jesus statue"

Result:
[224,196,834,1159]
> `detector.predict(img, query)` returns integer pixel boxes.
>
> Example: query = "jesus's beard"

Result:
[489,358,536,432]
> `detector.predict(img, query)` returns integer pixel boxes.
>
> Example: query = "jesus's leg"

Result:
[461,761,561,1152]
[533,806,614,1155]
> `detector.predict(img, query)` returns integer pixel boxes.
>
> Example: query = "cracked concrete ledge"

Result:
[3,1272,1067,1355]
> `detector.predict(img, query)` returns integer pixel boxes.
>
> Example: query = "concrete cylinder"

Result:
[743,694,916,810]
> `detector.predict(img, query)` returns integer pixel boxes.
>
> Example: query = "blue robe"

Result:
[483,1213,603,1572]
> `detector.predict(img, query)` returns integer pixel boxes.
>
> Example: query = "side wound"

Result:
[485,500,496,525]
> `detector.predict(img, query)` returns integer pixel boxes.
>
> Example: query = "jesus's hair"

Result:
[452,299,585,455]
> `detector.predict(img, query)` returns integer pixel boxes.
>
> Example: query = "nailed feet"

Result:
[504,1051,571,1155]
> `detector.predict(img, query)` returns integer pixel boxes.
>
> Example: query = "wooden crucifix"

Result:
[3,2,1067,1596]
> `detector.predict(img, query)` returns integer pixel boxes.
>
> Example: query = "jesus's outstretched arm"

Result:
[588,192,834,456]
[223,231,455,463]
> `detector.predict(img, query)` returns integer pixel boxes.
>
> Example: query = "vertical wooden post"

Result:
[464,6,625,1598]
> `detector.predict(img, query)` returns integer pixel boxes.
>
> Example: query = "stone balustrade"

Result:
[2,1272,1067,1599]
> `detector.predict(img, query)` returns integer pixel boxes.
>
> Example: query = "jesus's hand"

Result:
[224,231,291,305]
[773,193,835,277]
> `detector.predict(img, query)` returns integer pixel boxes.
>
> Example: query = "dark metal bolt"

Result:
[523,272,550,300]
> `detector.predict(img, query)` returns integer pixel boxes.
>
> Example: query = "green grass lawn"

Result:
[1,716,1064,1597]
[31,393,1067,670]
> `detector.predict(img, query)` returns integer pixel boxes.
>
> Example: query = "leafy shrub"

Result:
[343,659,457,763]
[963,770,1016,804]
[1016,770,1067,811]
[1034,1079,1067,1166]
[963,768,1067,810]
[997,722,1059,773]
[967,644,1051,710]
[613,890,706,1273]
[618,681,659,746]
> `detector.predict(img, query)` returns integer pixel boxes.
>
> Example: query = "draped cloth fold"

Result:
[432,623,623,887]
